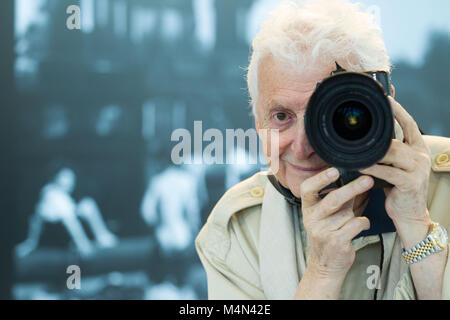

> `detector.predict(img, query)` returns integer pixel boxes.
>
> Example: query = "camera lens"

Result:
[304,72,394,171]
[332,101,372,141]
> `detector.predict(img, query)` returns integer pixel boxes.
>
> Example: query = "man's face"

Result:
[256,57,331,198]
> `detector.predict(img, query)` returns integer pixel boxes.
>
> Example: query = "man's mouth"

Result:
[287,162,328,172]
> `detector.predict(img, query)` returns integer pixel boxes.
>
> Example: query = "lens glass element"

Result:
[332,101,372,141]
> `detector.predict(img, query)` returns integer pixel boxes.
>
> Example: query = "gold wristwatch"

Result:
[402,222,448,265]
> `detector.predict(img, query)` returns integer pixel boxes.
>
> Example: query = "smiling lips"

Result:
[288,163,328,172]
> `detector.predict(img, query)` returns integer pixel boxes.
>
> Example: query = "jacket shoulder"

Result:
[195,171,270,261]
[423,135,450,173]
[207,171,270,228]
[423,136,450,228]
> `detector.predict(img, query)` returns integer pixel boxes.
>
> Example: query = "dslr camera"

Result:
[304,62,395,193]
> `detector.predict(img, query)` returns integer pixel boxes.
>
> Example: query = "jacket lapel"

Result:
[259,181,300,299]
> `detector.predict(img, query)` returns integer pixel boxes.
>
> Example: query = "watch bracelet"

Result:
[402,234,441,265]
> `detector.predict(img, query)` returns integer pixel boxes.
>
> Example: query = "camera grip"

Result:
[318,168,393,199]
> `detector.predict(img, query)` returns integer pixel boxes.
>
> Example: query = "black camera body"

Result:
[304,63,394,195]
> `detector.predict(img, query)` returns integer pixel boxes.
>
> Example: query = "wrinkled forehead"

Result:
[256,57,331,114]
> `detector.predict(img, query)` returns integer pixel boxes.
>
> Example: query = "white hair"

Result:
[247,0,392,117]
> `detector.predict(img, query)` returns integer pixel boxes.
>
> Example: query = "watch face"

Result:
[435,225,449,248]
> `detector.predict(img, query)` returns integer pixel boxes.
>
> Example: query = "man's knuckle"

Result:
[343,208,354,218]
[418,152,431,167]
[300,182,312,199]
[302,193,317,205]
[392,170,403,181]
[324,193,341,211]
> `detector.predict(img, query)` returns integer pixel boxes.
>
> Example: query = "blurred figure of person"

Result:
[140,162,208,255]
[15,168,118,258]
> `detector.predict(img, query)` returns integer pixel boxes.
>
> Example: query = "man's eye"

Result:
[274,112,290,122]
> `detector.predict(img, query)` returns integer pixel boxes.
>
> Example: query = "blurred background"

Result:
[0,0,449,300]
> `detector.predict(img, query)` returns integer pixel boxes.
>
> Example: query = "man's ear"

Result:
[391,84,395,98]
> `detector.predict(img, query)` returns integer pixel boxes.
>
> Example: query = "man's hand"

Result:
[359,97,432,246]
[294,167,374,299]
[359,97,447,300]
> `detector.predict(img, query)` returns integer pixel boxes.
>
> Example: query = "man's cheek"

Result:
[259,129,283,174]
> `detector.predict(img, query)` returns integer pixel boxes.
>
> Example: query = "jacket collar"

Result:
[259,180,300,299]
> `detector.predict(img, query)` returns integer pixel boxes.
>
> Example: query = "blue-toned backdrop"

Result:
[0,0,449,300]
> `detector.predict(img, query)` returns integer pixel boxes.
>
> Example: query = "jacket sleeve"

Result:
[195,207,266,300]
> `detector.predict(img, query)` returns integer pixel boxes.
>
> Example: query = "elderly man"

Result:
[196,0,450,299]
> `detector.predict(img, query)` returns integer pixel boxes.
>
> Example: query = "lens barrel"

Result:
[304,72,394,172]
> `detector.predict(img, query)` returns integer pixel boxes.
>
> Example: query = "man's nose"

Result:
[290,121,314,160]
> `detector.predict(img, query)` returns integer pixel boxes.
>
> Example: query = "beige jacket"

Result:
[196,135,450,300]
